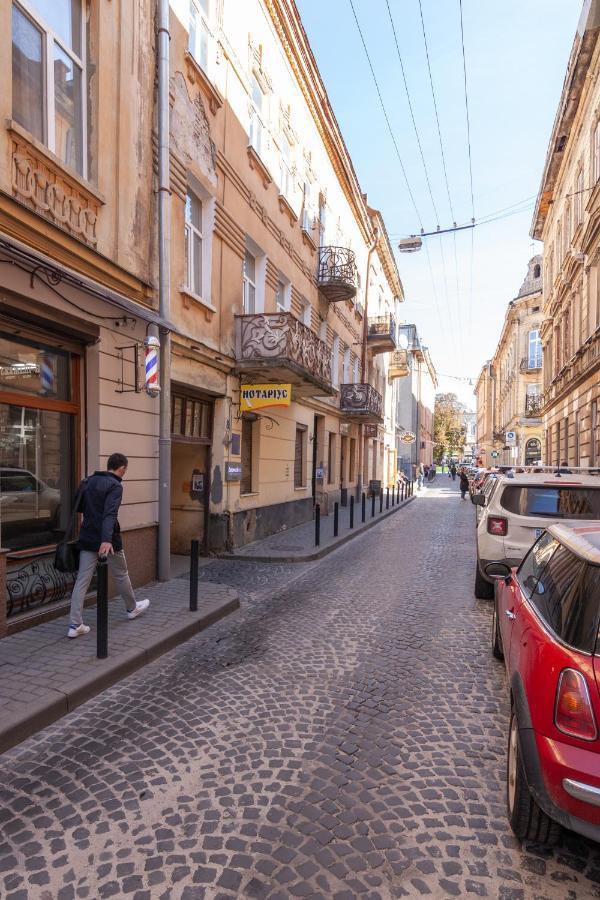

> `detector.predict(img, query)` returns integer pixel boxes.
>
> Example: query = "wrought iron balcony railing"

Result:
[235,312,334,396]
[367,314,396,354]
[317,245,358,303]
[524,395,543,417]
[339,383,383,422]
[543,325,600,408]
[520,356,542,373]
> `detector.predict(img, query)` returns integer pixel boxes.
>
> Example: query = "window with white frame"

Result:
[564,201,571,257]
[302,180,312,232]
[353,357,360,383]
[318,194,327,248]
[575,166,584,225]
[298,296,311,327]
[342,345,350,384]
[12,0,87,176]
[276,275,291,313]
[279,132,292,200]
[331,334,340,387]
[185,191,203,297]
[249,73,265,157]
[528,329,542,368]
[243,249,256,314]
[189,0,213,75]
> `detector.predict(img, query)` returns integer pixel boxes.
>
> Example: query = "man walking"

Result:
[68,453,149,638]
[459,468,470,500]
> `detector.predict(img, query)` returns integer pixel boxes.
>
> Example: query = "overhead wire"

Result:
[458,0,476,335]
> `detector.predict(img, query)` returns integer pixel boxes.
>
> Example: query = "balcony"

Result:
[317,246,358,303]
[235,312,335,397]
[367,314,397,354]
[339,383,383,423]
[388,349,409,379]
[520,357,542,373]
[543,325,600,408]
[524,395,543,418]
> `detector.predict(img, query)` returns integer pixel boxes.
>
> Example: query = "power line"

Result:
[347,0,423,227]
[458,0,475,221]
[389,197,536,237]
[385,0,440,224]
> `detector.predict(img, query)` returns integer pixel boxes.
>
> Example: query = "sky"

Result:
[295,0,581,408]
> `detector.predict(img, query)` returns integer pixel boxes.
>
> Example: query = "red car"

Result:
[493,522,600,844]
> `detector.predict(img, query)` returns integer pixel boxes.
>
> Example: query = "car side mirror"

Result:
[471,493,485,506]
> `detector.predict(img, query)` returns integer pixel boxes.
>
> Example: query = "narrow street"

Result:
[2,484,600,900]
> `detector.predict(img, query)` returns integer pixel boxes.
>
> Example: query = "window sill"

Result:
[301,227,317,253]
[294,486,308,491]
[183,51,224,115]
[180,287,217,320]
[247,145,273,189]
[240,491,260,498]
[278,193,298,226]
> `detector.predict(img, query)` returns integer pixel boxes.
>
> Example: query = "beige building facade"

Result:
[531,0,600,468]
[0,0,406,635]
[474,362,494,465]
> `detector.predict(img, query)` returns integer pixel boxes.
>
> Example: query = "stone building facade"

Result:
[474,361,495,465]
[395,325,437,477]
[531,0,600,468]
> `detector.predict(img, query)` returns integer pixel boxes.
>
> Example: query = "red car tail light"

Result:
[555,668,598,741]
[487,516,508,536]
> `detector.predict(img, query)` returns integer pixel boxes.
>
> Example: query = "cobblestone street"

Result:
[1,482,600,900]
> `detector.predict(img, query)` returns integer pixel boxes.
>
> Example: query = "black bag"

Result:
[54,479,88,573]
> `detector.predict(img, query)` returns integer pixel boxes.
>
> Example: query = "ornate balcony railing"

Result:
[339,383,383,422]
[235,312,334,396]
[520,357,542,373]
[524,395,543,417]
[317,245,358,303]
[543,325,600,409]
[367,314,396,354]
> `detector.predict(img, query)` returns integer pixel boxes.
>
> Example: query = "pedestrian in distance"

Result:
[67,453,150,639]
[450,463,457,481]
[428,464,436,482]
[459,469,469,500]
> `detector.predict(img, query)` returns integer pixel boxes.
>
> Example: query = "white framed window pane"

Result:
[244,250,255,282]
[192,232,202,294]
[189,3,209,71]
[12,5,45,143]
[250,114,262,154]
[184,225,190,288]
[251,75,263,112]
[245,282,256,314]
[54,42,83,173]
[186,192,202,231]
[33,0,82,56]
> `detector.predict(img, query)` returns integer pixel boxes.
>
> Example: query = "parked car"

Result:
[0,468,60,533]
[472,471,600,599]
[493,523,600,844]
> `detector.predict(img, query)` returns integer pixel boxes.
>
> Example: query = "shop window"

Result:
[294,425,306,488]
[241,417,254,494]
[0,332,78,551]
[171,393,212,441]
[12,0,87,176]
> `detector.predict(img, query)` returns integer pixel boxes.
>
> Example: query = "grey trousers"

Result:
[69,550,136,626]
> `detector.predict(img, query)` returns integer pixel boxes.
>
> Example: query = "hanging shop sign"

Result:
[400,431,417,444]
[240,383,291,412]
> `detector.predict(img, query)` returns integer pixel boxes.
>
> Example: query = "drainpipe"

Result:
[358,228,379,495]
[157,0,171,581]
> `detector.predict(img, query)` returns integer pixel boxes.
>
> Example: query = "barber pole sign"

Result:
[39,353,55,394]
[144,336,160,397]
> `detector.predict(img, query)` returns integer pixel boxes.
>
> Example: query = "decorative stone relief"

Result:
[170,71,217,184]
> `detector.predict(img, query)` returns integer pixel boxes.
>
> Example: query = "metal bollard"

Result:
[315,504,321,546]
[334,501,339,538]
[379,489,383,513]
[190,538,199,612]
[386,487,390,509]
[401,482,405,502]
[392,485,395,506]
[361,492,366,523]
[96,554,109,659]
[350,495,354,529]
[371,491,375,518]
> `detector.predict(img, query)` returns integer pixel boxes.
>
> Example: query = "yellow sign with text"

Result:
[240,384,292,412]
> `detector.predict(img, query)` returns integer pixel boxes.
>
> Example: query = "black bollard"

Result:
[96,554,108,659]
[315,504,321,546]
[190,538,199,612]
[379,489,383,513]
[392,485,395,506]
[386,487,389,509]
[371,491,375,518]
[361,492,366,523]
[334,501,339,538]
[350,495,355,528]
[401,482,405,502]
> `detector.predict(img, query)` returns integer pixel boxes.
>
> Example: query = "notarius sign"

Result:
[240,383,292,411]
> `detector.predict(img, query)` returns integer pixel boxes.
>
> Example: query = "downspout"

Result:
[358,228,379,495]
[157,0,171,581]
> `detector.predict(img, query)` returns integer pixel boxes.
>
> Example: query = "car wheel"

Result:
[507,709,561,845]
[475,562,494,600]
[492,593,504,660]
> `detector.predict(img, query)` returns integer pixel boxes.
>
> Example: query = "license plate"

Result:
[534,528,544,539]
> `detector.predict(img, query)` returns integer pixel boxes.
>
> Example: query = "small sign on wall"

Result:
[225,461,243,481]
[315,466,325,480]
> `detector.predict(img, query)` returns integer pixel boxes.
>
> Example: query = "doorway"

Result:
[170,391,213,554]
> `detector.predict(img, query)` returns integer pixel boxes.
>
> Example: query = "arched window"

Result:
[533,264,541,279]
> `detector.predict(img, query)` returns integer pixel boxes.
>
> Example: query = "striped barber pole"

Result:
[144,335,160,397]
[39,353,55,394]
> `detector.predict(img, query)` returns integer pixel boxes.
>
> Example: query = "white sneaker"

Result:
[67,623,90,639]
[127,599,150,620]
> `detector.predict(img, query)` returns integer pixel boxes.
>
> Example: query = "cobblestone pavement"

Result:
[2,481,600,900]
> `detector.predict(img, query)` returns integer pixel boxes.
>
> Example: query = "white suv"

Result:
[472,471,600,598]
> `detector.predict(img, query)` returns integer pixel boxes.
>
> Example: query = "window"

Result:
[189,0,212,74]
[349,437,356,482]
[302,181,312,232]
[294,425,306,488]
[12,0,86,176]
[533,264,541,279]
[279,132,292,200]
[575,166,584,225]
[517,531,558,597]
[241,417,254,494]
[318,195,327,248]
[528,330,542,368]
[276,276,291,313]
[184,191,203,297]
[171,394,212,440]
[343,346,350,384]
[556,220,562,264]
[0,332,78,552]
[249,73,265,156]
[594,121,600,184]
[564,201,571,257]
[298,296,311,327]
[500,485,600,519]
[530,545,598,653]
[331,334,340,388]
[243,249,256,313]
[353,357,360,384]
[327,432,335,484]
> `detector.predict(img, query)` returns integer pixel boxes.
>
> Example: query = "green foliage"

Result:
[433,393,466,463]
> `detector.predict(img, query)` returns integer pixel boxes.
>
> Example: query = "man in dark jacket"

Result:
[68,453,149,638]
[459,469,469,500]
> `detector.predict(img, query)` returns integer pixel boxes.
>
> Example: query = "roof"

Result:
[548,523,600,564]
[497,472,600,486]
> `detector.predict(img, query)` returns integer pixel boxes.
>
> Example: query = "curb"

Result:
[0,593,240,757]
[218,495,416,564]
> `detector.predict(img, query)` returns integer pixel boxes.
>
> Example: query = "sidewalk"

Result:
[0,574,239,755]
[220,487,417,563]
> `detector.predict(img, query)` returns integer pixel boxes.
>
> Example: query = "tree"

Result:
[433,393,466,464]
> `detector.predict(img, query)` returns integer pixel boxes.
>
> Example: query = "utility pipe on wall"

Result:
[157,0,171,581]
[358,228,379,495]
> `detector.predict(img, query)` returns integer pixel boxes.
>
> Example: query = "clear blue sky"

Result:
[296,0,581,407]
